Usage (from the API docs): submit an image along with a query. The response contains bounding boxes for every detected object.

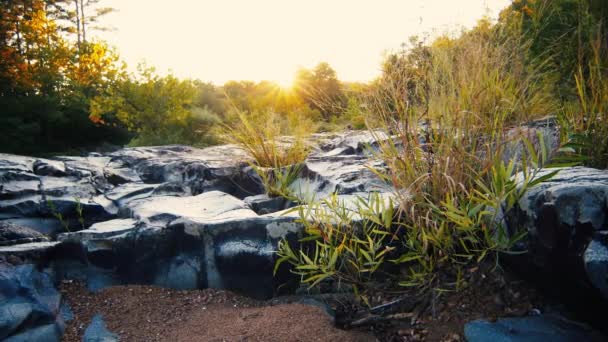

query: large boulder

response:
[0,264,66,341]
[49,191,303,298]
[506,166,608,323]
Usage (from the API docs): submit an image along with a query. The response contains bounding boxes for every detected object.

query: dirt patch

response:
[60,282,374,342]
[60,265,549,342]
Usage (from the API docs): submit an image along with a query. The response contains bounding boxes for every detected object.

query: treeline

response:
[1,0,606,156]
[0,0,362,154]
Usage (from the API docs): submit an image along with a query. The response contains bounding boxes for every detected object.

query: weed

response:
[557,29,608,169]
[275,24,559,298]
[46,197,87,232]
[46,199,70,232]
[222,110,311,168]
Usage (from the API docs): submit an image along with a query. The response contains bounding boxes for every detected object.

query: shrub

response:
[276,21,559,298]
[222,110,311,168]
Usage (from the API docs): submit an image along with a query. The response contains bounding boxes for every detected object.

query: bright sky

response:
[96,0,511,85]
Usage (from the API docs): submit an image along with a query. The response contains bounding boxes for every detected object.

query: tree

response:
[0,0,129,154]
[91,66,218,146]
[497,0,607,98]
[293,62,346,120]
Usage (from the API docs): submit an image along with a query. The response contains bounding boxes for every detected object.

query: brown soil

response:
[60,265,545,342]
[339,265,546,341]
[60,282,375,342]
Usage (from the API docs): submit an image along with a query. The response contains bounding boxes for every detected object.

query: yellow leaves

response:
[522,5,534,16]
[69,42,123,90]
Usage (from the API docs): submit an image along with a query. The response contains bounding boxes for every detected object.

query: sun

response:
[275,76,294,89]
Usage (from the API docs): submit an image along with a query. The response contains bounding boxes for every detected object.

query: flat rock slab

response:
[0,221,50,246]
[127,190,257,225]
[58,219,138,242]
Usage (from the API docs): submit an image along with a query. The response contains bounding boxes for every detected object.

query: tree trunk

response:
[79,0,86,43]
[74,0,80,50]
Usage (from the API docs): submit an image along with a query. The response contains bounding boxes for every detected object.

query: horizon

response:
[96,0,511,85]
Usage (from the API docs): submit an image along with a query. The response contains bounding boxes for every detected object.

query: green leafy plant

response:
[46,199,71,232]
[46,197,88,232]
[252,163,305,202]
[75,198,86,230]
[275,193,396,298]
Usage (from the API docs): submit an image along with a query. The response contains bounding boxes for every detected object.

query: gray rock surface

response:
[0,264,65,341]
[0,221,50,246]
[507,167,608,299]
[3,129,606,341]
[584,236,608,299]
[464,315,604,342]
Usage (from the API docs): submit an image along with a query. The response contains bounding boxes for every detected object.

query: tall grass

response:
[277,24,559,296]
[222,110,311,168]
[558,30,608,169]
[368,27,559,289]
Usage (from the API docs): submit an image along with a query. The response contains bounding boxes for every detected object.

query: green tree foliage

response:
[498,0,608,98]
[91,66,220,146]
[294,62,347,121]
[0,0,129,154]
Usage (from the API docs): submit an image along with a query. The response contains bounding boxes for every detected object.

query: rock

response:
[103,159,141,185]
[0,171,40,200]
[3,323,63,342]
[584,237,608,299]
[82,314,118,342]
[126,191,257,225]
[503,116,561,165]
[0,154,36,173]
[0,221,50,246]
[108,144,263,198]
[0,135,393,302]
[508,167,608,292]
[33,159,66,177]
[0,241,60,254]
[0,218,64,237]
[244,194,295,214]
[28,190,303,298]
[58,218,138,242]
[464,315,605,342]
[291,132,390,202]
[0,241,61,265]
[0,264,64,341]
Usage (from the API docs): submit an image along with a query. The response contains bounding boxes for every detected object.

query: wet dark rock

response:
[507,167,608,295]
[0,264,65,341]
[2,130,606,340]
[244,194,295,214]
[0,242,61,264]
[584,236,608,299]
[464,315,605,342]
[57,218,138,242]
